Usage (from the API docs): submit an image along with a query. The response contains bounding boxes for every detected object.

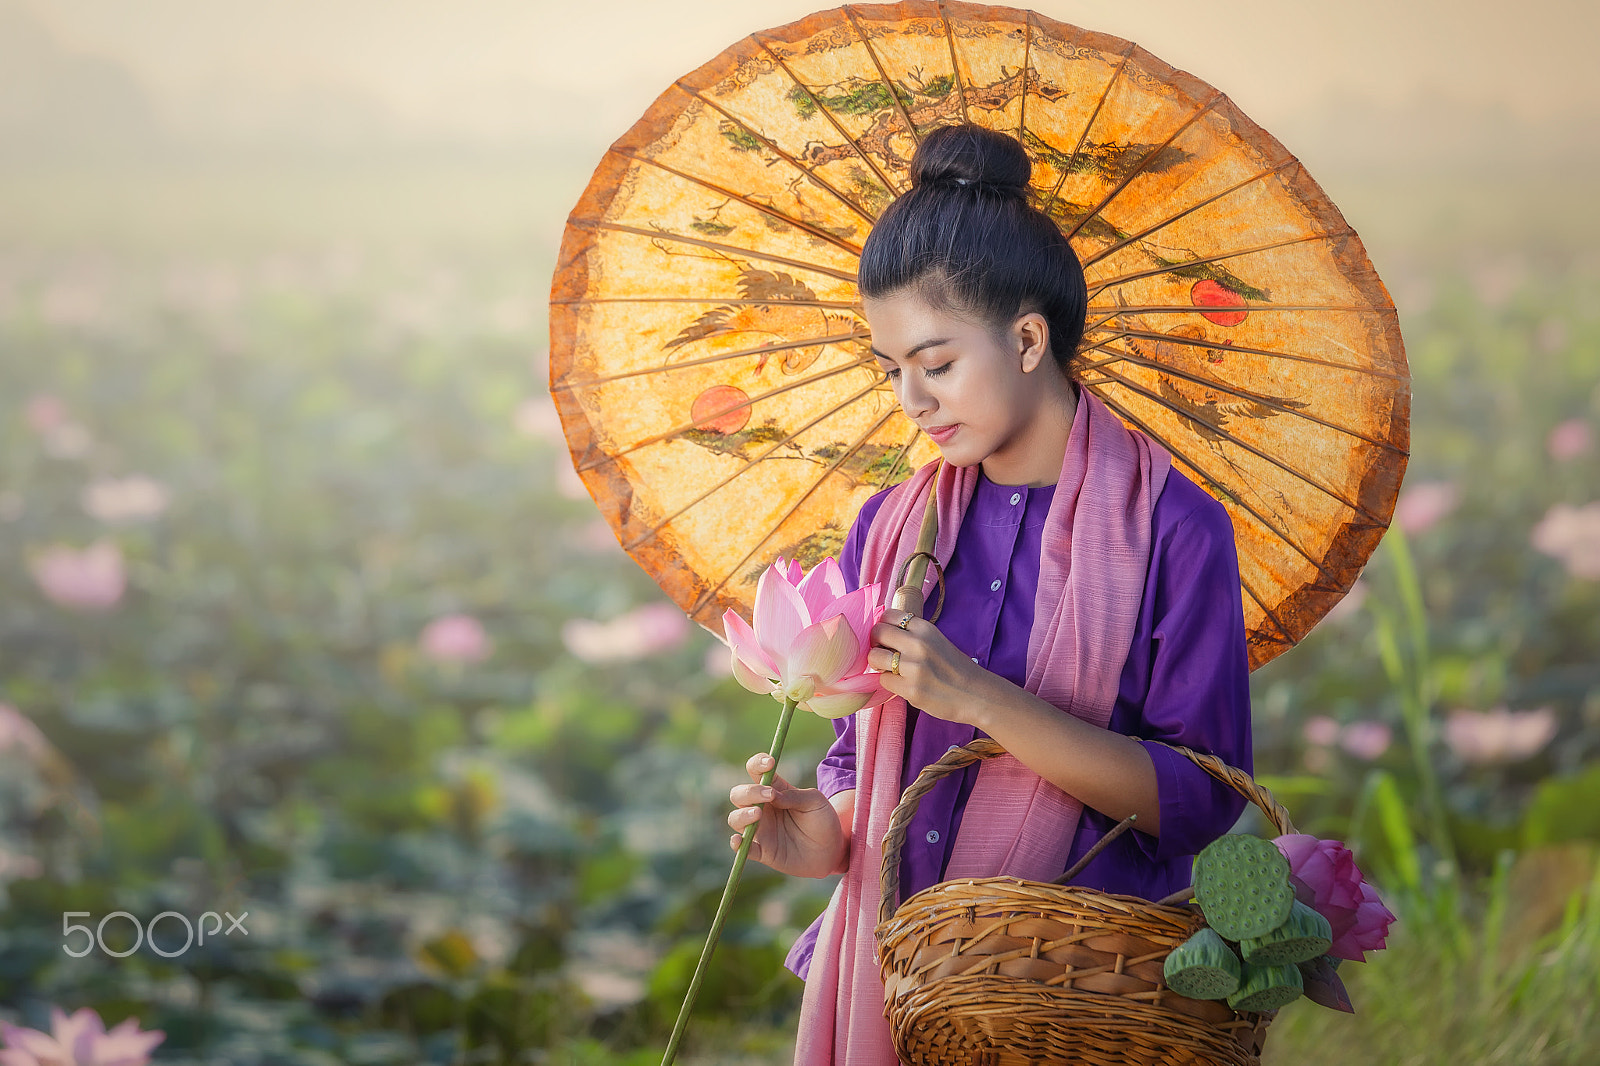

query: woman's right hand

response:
[728,753,851,879]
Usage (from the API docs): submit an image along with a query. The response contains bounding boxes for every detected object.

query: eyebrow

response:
[870,338,952,363]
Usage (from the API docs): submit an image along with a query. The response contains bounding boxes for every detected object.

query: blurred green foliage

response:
[0,203,1596,1066]
[0,244,837,1063]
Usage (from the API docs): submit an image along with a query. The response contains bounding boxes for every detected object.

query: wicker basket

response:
[874,738,1297,1066]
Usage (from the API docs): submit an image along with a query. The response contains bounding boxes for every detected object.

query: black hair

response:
[857,123,1088,377]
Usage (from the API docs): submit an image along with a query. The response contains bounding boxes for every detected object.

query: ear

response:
[1013,311,1052,374]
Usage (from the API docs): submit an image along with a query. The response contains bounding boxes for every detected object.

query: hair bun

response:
[908,124,1032,196]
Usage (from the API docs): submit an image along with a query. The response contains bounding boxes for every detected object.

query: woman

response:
[726,123,1254,1064]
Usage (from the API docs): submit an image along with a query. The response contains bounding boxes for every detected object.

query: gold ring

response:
[896,613,913,630]
[889,650,901,674]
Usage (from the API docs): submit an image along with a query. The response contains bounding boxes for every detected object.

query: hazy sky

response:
[20,0,1600,147]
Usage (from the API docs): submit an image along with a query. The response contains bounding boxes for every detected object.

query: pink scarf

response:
[793,386,1171,1065]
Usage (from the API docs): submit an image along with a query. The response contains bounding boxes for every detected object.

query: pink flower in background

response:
[1301,715,1341,747]
[0,846,42,883]
[1273,834,1396,962]
[1338,721,1393,761]
[0,1005,164,1066]
[724,555,893,719]
[80,476,171,524]
[1302,715,1390,761]
[1443,706,1558,764]
[562,602,690,663]
[1547,419,1592,462]
[24,396,67,434]
[1531,502,1600,580]
[25,396,94,459]
[28,541,125,611]
[0,704,51,762]
[419,614,493,664]
[1392,480,1459,535]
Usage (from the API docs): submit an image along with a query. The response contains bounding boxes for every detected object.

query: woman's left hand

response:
[866,612,994,726]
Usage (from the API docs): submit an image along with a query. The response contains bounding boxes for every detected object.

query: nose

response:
[896,369,937,422]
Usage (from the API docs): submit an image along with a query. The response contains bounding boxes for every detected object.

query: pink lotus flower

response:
[561,602,690,663]
[1531,502,1600,580]
[28,541,125,611]
[1338,720,1392,761]
[1273,834,1396,962]
[1392,480,1458,535]
[24,396,67,435]
[723,555,892,719]
[1443,705,1558,764]
[26,397,94,459]
[1547,419,1593,462]
[0,1005,164,1066]
[0,704,51,761]
[81,476,171,524]
[1301,715,1341,748]
[419,613,493,664]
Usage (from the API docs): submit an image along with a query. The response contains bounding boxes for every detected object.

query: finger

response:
[727,804,762,832]
[869,645,911,672]
[745,753,794,788]
[730,783,776,808]
[869,622,908,647]
[732,833,762,862]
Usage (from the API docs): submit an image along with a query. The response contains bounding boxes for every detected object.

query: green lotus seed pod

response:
[1227,960,1305,1012]
[1163,926,1242,1000]
[1240,899,1334,966]
[1192,835,1295,941]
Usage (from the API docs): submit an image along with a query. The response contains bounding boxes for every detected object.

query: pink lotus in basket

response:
[1273,833,1397,962]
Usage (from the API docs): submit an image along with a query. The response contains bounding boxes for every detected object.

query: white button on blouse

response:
[925,830,941,844]
[1010,492,1021,505]
[990,578,1003,591]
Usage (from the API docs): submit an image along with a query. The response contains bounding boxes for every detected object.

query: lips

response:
[925,424,960,443]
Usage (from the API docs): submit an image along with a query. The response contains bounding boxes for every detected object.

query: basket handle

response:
[877,738,1297,925]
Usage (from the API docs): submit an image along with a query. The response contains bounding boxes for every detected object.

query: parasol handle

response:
[889,461,945,623]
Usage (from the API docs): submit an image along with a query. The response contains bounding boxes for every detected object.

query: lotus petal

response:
[805,689,873,719]
[785,614,860,688]
[815,671,893,712]
[730,646,777,695]
[796,555,848,622]
[722,608,778,678]
[753,563,809,659]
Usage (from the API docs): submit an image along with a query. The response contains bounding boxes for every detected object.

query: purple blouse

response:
[785,464,1254,979]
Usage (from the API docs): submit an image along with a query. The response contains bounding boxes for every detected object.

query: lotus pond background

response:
[2,1,1599,1063]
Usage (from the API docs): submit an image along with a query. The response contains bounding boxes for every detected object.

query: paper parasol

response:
[549,1,1408,670]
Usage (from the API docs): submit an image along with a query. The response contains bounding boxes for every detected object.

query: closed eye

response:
[882,362,953,380]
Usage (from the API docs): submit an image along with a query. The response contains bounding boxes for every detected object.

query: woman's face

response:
[863,288,1056,472]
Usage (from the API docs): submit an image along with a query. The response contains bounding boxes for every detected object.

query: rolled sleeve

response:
[816,714,858,798]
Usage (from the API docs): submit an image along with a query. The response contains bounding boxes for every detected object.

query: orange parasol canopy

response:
[549,1,1409,670]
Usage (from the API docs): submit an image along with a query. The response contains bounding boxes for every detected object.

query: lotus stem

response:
[660,695,800,1066]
